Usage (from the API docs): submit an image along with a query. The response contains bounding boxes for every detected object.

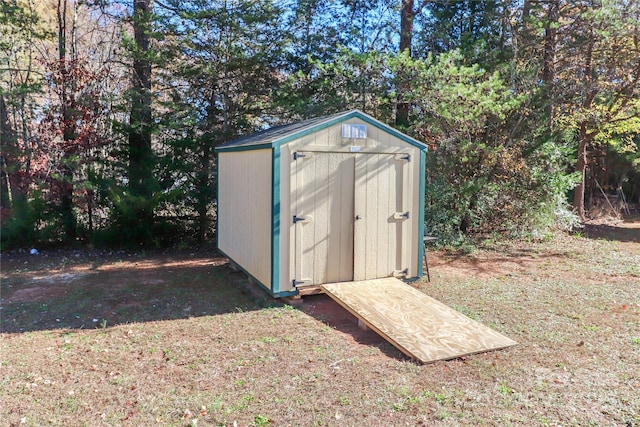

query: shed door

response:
[353,153,410,280]
[292,152,355,286]
[291,152,409,287]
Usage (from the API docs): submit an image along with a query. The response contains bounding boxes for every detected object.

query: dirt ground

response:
[1,218,639,426]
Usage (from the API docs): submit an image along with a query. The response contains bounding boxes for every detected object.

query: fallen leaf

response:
[183,408,193,419]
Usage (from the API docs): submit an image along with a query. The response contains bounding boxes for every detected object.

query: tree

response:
[0,0,48,246]
[52,0,80,241]
[396,0,415,127]
[124,0,156,243]
[0,0,41,208]
[566,1,640,219]
[415,0,517,68]
[525,0,640,219]
[0,93,14,209]
[150,0,287,243]
[276,0,395,121]
[1,0,124,247]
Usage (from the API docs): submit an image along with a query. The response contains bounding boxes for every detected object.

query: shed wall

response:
[292,117,412,152]
[218,149,272,287]
[277,118,423,293]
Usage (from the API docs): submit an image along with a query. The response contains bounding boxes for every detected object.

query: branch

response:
[608,63,640,115]
[154,0,182,14]
[606,114,640,125]
[414,0,433,16]
[0,67,45,75]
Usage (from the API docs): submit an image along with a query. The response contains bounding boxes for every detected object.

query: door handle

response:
[355,215,362,220]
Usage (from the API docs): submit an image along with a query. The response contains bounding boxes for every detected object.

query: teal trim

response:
[271,112,358,148]
[417,150,426,277]
[216,110,428,153]
[355,113,427,151]
[215,142,272,152]
[271,146,281,294]
[272,289,299,298]
[272,110,427,151]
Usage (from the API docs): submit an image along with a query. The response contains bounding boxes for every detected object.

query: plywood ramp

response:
[321,278,517,364]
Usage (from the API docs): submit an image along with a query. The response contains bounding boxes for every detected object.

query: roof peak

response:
[216,110,426,152]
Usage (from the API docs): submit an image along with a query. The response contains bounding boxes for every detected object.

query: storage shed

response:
[215,110,428,298]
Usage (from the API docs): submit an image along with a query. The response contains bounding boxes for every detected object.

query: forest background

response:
[1,0,639,249]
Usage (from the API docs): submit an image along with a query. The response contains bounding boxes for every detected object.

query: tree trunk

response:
[196,138,211,244]
[0,95,13,208]
[57,0,77,241]
[2,91,28,212]
[542,0,559,128]
[573,124,590,220]
[573,25,597,221]
[396,0,414,127]
[522,0,533,20]
[128,0,154,243]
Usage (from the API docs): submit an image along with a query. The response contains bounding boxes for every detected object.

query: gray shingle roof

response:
[217,111,351,149]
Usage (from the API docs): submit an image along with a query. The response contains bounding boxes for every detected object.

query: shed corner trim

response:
[352,110,428,151]
[271,145,282,294]
[215,142,273,153]
[418,149,426,277]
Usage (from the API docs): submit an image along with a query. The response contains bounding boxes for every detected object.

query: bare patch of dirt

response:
[1,223,639,426]
[1,250,251,332]
[301,294,405,360]
[583,215,640,243]
[429,217,640,283]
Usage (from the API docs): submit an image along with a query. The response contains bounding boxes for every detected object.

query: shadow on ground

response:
[1,250,407,361]
[582,216,640,243]
[430,249,572,279]
[0,251,279,333]
[298,294,407,361]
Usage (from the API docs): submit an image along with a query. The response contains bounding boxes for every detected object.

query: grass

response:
[1,226,639,426]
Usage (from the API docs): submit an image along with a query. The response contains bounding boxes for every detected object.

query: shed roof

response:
[216,109,427,152]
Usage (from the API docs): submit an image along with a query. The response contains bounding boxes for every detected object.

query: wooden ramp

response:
[321,278,517,364]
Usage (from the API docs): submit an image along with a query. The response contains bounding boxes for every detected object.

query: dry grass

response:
[1,220,639,426]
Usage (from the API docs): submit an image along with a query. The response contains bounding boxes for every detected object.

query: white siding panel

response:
[218,150,272,287]
[376,155,391,277]
[337,156,356,281]
[316,118,414,151]
[353,154,367,281]
[313,153,329,281]
[362,154,379,279]
[297,133,316,147]
[327,124,343,147]
[313,126,331,146]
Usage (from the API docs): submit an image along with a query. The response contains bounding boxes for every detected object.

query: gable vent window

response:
[342,123,367,139]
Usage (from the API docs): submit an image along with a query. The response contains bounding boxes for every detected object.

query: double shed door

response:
[291,151,411,287]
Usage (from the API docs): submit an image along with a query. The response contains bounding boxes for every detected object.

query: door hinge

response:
[293,152,312,160]
[292,279,311,287]
[395,153,411,162]
[393,211,410,220]
[392,268,409,277]
[293,215,311,224]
